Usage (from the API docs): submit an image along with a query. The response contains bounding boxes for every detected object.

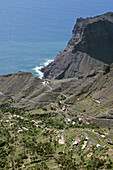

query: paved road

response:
[73,105,113,122]
[46,83,70,124]
[94,133,104,143]
[64,109,68,124]
[75,130,98,145]
[44,82,113,127]
[80,112,113,122]
[21,98,50,104]
[46,84,52,91]
[74,129,106,147]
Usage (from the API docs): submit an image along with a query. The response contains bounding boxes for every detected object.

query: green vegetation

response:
[0,103,113,169]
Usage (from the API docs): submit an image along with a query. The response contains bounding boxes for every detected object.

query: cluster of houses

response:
[72,137,88,150]
[1,112,60,136]
[56,132,102,158]
[17,127,29,133]
[4,113,28,121]
[72,138,80,146]
[1,113,30,133]
[62,105,91,127]
[82,141,87,150]
[33,120,42,127]
[1,110,112,159]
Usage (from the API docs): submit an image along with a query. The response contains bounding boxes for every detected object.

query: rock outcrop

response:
[42,12,113,79]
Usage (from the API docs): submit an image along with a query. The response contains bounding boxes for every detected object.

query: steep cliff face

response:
[42,12,113,79]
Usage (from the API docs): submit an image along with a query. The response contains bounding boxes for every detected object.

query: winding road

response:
[43,81,112,147]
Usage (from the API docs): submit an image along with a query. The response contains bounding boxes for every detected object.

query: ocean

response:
[0,0,113,78]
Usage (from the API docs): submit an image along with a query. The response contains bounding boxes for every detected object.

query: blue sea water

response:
[0,0,113,77]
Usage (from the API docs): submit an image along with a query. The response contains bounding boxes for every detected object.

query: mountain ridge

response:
[0,64,113,116]
[42,12,113,79]
[0,12,113,119]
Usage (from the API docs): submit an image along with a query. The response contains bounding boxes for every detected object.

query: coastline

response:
[32,59,54,79]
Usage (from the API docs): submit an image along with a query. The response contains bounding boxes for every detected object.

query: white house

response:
[96,144,101,148]
[72,122,76,125]
[72,141,78,145]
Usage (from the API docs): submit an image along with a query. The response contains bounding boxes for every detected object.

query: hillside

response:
[42,12,113,79]
[0,64,113,121]
[0,12,113,169]
[0,69,113,169]
[0,71,43,109]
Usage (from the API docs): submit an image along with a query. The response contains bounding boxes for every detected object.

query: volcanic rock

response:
[42,12,113,79]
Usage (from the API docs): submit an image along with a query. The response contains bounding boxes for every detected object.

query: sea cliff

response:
[42,12,113,79]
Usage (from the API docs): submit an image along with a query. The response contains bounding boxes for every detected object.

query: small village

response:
[0,100,113,169]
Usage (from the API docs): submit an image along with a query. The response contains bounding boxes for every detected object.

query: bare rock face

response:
[42,12,113,79]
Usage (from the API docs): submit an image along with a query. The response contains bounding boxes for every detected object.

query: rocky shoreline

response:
[42,12,113,79]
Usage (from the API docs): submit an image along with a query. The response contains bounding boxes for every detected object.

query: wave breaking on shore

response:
[33,59,53,79]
